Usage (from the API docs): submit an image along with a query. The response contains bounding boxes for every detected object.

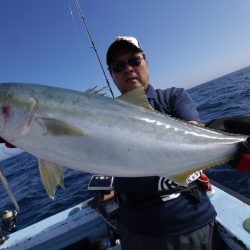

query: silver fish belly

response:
[0,83,246,180]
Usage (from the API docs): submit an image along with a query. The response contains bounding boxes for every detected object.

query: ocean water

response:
[188,66,250,200]
[0,66,250,230]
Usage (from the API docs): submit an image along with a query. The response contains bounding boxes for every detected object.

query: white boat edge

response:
[0,145,23,161]
[209,181,250,250]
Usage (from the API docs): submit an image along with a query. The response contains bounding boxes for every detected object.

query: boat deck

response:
[0,184,249,250]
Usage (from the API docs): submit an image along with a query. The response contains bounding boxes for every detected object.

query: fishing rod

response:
[0,166,20,213]
[74,0,115,98]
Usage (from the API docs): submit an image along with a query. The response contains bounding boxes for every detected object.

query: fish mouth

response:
[1,95,38,142]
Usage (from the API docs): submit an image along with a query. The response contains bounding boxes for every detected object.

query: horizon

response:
[1,1,250,97]
[187,64,250,90]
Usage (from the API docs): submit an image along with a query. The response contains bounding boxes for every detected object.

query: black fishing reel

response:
[1,210,18,232]
[0,227,7,245]
[0,209,16,245]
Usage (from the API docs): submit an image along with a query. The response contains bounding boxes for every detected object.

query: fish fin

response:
[38,159,65,199]
[116,87,155,111]
[170,166,212,186]
[59,175,65,189]
[85,85,107,96]
[0,165,20,212]
[36,118,85,137]
[169,157,233,186]
[169,172,191,186]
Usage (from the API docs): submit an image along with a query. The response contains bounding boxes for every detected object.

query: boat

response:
[0,175,249,250]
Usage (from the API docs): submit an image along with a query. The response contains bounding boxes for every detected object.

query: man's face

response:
[110,48,150,94]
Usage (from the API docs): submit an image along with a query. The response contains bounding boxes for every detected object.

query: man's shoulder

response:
[147,84,187,101]
[156,87,186,97]
[146,84,199,121]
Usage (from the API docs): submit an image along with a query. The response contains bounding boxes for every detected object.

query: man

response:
[106,36,217,250]
[0,36,249,249]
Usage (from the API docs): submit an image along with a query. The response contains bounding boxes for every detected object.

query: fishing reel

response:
[0,210,16,245]
[1,210,18,232]
[0,227,6,245]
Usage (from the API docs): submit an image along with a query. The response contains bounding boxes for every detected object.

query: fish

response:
[0,82,248,199]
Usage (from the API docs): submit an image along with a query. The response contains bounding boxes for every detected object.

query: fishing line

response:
[69,2,108,94]
[74,0,115,98]
[96,207,117,231]
[68,0,86,59]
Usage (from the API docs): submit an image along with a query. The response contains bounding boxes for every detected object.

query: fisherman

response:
[0,36,249,250]
[106,36,250,250]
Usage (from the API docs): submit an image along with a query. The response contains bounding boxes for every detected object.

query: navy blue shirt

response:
[114,84,216,236]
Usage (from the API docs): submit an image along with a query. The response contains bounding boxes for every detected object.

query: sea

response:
[0,66,250,230]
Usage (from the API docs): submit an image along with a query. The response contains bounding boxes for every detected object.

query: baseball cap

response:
[106,36,143,66]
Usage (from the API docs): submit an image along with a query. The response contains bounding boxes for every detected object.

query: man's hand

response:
[205,115,250,172]
[206,115,250,135]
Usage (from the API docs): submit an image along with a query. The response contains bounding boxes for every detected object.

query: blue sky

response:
[1,0,250,97]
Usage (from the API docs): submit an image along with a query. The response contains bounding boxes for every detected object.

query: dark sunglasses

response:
[110,55,144,73]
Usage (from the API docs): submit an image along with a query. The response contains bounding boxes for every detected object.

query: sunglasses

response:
[110,55,144,73]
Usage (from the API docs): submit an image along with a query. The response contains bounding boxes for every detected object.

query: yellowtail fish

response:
[0,83,247,199]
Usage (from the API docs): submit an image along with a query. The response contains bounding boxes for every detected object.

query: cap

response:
[106,36,143,66]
